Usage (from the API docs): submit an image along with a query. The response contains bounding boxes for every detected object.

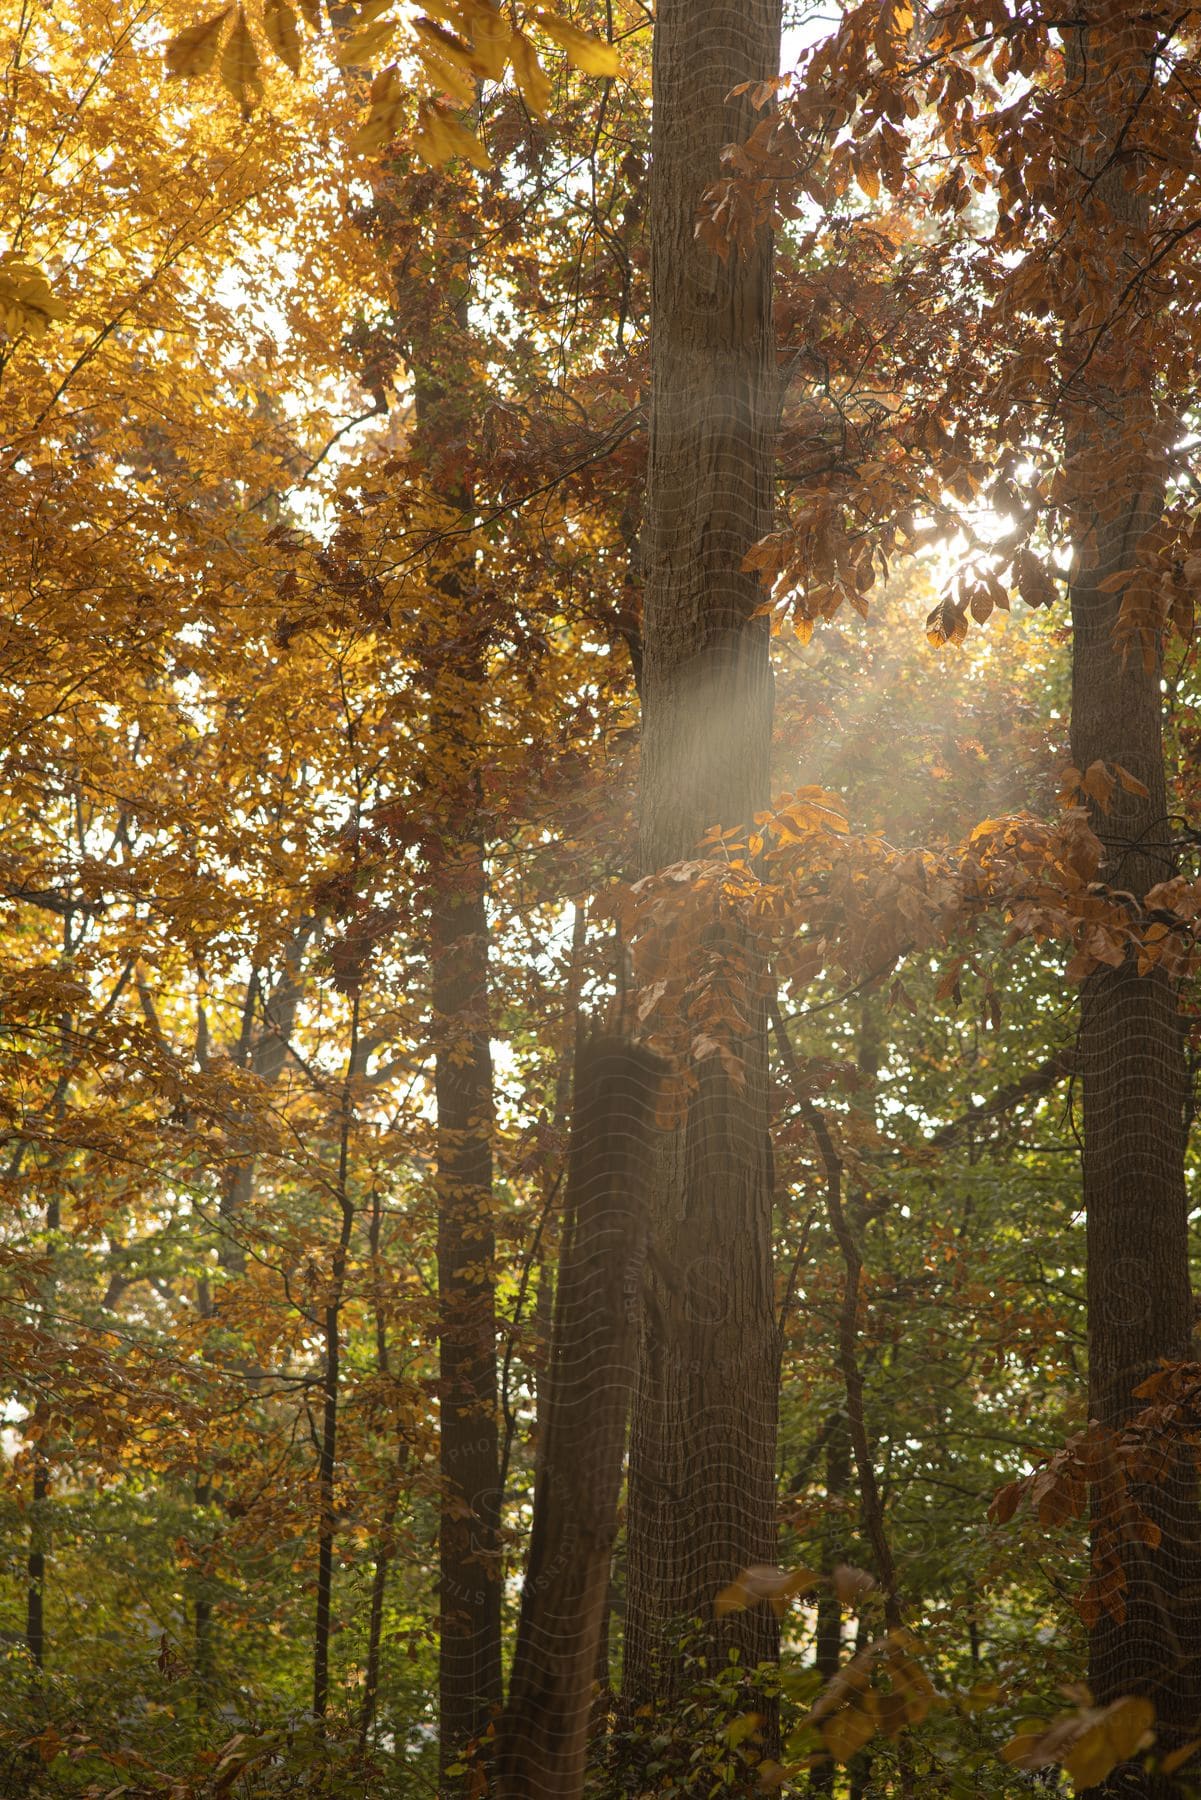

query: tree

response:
[1059,15,1201,1783]
[11,1,1201,1795]
[623,0,784,1713]
[761,1,1201,1784]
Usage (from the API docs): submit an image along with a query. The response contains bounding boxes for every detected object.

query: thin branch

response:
[771,992,902,1629]
[929,1048,1075,1147]
[497,1170,563,1506]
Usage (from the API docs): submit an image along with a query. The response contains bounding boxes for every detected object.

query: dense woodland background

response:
[3,0,1201,1795]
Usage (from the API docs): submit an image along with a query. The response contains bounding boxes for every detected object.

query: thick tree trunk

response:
[623,0,782,1712]
[1062,22,1201,1788]
[494,1041,663,1800]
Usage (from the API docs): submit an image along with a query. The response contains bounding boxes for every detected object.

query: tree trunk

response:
[360,1165,406,1751]
[810,1413,851,1796]
[494,1040,663,1800]
[1062,21,1201,1788]
[623,0,782,1712]
[431,710,503,1784]
[312,998,361,1720]
[193,936,312,1691]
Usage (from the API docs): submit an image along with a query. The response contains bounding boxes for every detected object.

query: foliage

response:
[2,0,1201,1796]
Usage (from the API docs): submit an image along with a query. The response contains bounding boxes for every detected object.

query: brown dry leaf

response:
[1080,759,1116,813]
[822,1698,878,1762]
[833,1562,876,1605]
[1112,761,1150,798]
[715,1563,820,1618]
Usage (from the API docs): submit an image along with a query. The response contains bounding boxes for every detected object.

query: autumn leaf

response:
[724,1712,762,1748]
[532,11,620,77]
[1003,1695,1154,1789]
[165,7,232,79]
[220,7,263,108]
[336,13,399,68]
[0,258,69,338]
[1015,548,1058,610]
[467,2,511,79]
[821,1699,877,1762]
[1162,1737,1201,1775]
[1063,1697,1155,1789]
[510,29,552,114]
[715,1563,819,1617]
[412,99,492,170]
[925,596,968,648]
[989,1478,1024,1524]
[1113,762,1150,798]
[414,14,470,64]
[413,17,480,101]
[262,0,302,74]
[1080,759,1116,813]
[349,63,407,153]
[832,1563,876,1606]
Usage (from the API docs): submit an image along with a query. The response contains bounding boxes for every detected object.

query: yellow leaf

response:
[422,3,511,75]
[469,2,511,79]
[1064,1697,1154,1789]
[414,34,478,106]
[412,99,492,169]
[165,7,232,79]
[349,63,407,152]
[414,14,478,76]
[262,0,301,72]
[1001,1721,1051,1767]
[532,10,620,76]
[337,16,399,66]
[220,7,262,106]
[964,1680,1004,1710]
[510,29,551,113]
[0,258,69,338]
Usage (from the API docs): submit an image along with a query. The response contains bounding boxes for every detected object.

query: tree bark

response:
[494,1040,664,1800]
[1061,20,1201,1788]
[433,799,502,1782]
[396,262,503,1785]
[623,0,783,1712]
